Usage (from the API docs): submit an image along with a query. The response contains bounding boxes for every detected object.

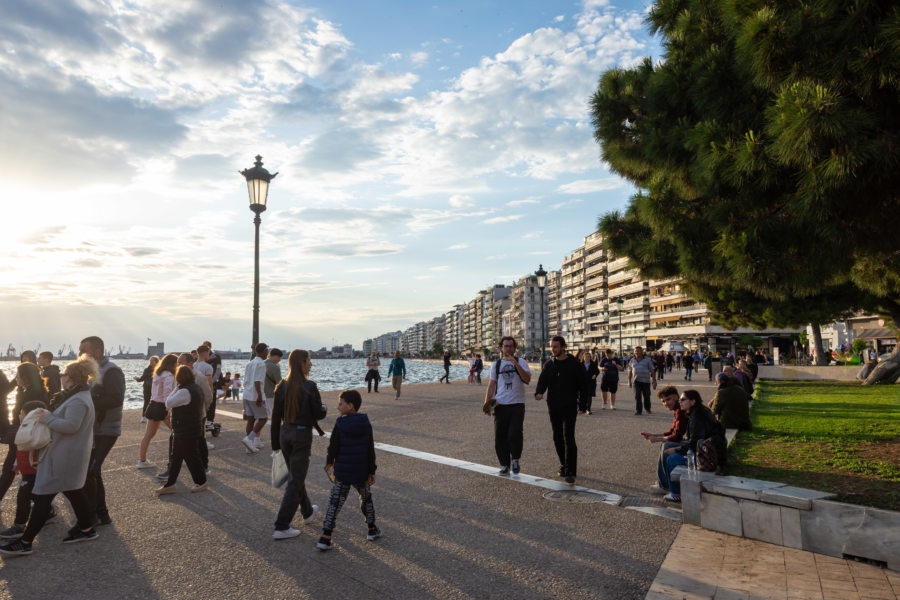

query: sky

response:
[1,0,661,355]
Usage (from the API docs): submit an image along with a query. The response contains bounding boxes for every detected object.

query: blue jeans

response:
[662,453,687,495]
[684,366,692,380]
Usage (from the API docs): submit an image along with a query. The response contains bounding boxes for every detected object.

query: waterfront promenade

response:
[0,377,895,599]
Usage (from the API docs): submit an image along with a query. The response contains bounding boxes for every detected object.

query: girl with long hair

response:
[137,353,176,469]
[155,366,208,495]
[270,349,326,539]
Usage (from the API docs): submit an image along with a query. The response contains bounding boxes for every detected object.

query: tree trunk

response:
[863,309,900,384]
[811,323,828,366]
[863,343,900,384]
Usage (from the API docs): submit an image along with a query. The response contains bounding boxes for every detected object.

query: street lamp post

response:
[617,296,624,357]
[535,264,547,364]
[240,155,277,348]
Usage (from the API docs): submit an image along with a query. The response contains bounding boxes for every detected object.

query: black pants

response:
[142,385,151,416]
[548,403,578,476]
[206,395,217,422]
[82,434,117,520]
[322,479,376,535]
[23,489,93,544]
[439,365,450,383]
[274,425,313,530]
[633,382,652,414]
[577,386,594,413]
[14,473,35,524]
[0,442,18,501]
[656,366,665,380]
[165,437,207,487]
[366,370,380,392]
[493,403,525,467]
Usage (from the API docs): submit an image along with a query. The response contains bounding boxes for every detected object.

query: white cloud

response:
[552,198,584,209]
[414,275,433,280]
[446,243,469,250]
[556,178,623,194]
[430,265,450,271]
[449,194,475,208]
[483,214,523,224]
[410,51,429,65]
[506,198,540,207]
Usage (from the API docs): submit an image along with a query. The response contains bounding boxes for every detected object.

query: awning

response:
[658,341,688,352]
[855,328,897,340]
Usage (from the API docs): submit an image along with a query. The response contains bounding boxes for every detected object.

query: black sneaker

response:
[366,527,382,541]
[498,465,510,475]
[565,474,576,484]
[0,539,32,556]
[155,470,169,480]
[46,507,58,521]
[557,466,566,477]
[316,536,332,551]
[0,525,25,539]
[62,528,99,544]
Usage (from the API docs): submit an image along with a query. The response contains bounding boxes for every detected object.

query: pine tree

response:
[591,0,900,382]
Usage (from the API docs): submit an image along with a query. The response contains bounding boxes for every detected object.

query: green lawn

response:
[728,380,900,511]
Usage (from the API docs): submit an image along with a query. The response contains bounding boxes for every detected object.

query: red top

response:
[663,409,688,442]
[15,450,37,476]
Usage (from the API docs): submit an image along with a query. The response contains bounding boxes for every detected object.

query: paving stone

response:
[781,506,803,549]
[741,499,784,545]
[759,485,836,510]
[701,494,742,537]
[801,500,900,571]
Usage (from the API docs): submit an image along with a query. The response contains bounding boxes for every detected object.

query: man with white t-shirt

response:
[241,343,269,453]
[482,336,531,476]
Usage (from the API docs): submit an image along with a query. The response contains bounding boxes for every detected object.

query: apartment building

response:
[503,274,549,359]
[482,285,512,353]
[582,231,607,348]
[559,246,586,349]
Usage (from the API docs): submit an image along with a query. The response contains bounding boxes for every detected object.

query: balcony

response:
[607,257,629,272]
[621,296,649,310]
[586,314,608,325]
[585,288,606,301]
[607,270,633,286]
[608,281,648,299]
[585,262,606,277]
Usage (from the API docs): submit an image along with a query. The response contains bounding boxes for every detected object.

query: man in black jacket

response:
[535,336,585,484]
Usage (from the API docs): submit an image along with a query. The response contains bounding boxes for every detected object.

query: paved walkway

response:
[648,525,899,600]
[0,372,895,599]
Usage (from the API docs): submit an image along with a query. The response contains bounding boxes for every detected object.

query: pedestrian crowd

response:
[0,335,760,558]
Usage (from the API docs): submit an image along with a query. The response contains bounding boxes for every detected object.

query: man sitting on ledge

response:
[640,386,686,496]
[709,372,752,431]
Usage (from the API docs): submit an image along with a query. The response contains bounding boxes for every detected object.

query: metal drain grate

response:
[619,495,671,508]
[542,490,613,503]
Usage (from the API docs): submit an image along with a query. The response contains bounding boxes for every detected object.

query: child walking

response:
[317,389,380,550]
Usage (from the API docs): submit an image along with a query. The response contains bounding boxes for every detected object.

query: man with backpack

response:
[482,337,531,476]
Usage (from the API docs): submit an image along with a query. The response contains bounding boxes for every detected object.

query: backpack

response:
[15,409,51,452]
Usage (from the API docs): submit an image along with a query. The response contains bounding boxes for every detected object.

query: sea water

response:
[2,358,475,412]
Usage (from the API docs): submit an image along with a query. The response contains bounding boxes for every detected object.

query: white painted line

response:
[216,409,679,520]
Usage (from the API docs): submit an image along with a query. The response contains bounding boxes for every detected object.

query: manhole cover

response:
[620,496,669,508]
[542,490,611,503]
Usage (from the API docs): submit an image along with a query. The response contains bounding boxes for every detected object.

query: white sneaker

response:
[272,527,301,540]
[136,460,155,469]
[241,436,258,452]
[303,505,319,525]
[610,405,616,411]
[206,441,215,450]
[253,438,264,449]
[601,404,608,410]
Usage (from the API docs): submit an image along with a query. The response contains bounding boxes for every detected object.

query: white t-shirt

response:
[242,357,266,402]
[490,358,530,405]
[194,360,214,405]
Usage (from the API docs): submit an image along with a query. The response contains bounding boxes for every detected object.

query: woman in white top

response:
[137,353,176,469]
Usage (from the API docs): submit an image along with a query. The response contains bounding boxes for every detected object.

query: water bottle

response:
[686,449,696,474]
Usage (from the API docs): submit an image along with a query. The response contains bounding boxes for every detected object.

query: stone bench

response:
[678,471,900,571]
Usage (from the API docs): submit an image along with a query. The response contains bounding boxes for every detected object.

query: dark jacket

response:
[271,379,325,451]
[710,383,752,431]
[443,355,451,368]
[678,406,727,465]
[580,360,600,395]
[171,383,204,439]
[535,354,585,409]
[92,357,125,437]
[682,354,694,369]
[42,365,62,397]
[136,365,154,394]
[327,413,377,485]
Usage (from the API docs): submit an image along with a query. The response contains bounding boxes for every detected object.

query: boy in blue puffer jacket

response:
[317,389,380,551]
